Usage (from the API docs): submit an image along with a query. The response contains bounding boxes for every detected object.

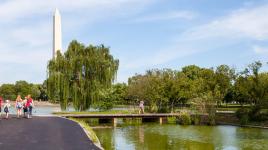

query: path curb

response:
[59,116,103,150]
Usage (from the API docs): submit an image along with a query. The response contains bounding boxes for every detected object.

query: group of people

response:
[0,95,34,119]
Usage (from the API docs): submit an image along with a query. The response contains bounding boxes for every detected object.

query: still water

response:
[7,106,61,115]
[93,123,268,150]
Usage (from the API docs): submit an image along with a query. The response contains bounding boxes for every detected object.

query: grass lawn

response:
[53,109,137,115]
[216,107,238,111]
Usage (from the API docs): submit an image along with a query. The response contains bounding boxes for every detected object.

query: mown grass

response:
[53,109,137,115]
[216,107,238,111]
[69,118,101,147]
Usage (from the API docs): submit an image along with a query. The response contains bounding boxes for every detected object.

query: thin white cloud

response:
[181,5,268,41]
[0,0,154,84]
[133,10,197,22]
[120,3,268,71]
[0,0,153,21]
[253,45,268,54]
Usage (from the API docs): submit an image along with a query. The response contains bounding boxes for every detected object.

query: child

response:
[15,95,23,118]
[23,97,28,118]
[4,100,11,119]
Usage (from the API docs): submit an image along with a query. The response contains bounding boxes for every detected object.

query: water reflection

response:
[93,123,268,150]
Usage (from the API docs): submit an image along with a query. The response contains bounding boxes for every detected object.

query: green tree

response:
[215,65,235,105]
[15,80,31,97]
[0,84,16,100]
[112,83,128,104]
[47,40,119,111]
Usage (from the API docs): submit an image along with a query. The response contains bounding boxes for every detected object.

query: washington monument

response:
[53,8,62,58]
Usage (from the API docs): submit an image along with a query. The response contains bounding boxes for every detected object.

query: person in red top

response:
[0,96,3,118]
[26,95,34,118]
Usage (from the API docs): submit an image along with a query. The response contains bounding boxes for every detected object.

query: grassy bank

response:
[68,118,102,149]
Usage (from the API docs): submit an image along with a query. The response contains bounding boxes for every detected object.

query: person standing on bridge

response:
[139,100,144,114]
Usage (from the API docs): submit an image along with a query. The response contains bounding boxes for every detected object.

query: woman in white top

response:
[139,100,144,114]
[15,95,23,118]
[3,100,11,119]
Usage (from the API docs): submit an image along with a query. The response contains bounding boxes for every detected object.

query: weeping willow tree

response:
[47,40,119,111]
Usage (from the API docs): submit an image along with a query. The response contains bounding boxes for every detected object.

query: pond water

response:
[7,106,131,115]
[93,123,268,150]
[6,106,61,115]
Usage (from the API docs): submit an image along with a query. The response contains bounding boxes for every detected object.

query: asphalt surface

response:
[0,116,100,150]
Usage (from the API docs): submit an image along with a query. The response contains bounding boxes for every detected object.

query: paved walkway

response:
[0,116,100,150]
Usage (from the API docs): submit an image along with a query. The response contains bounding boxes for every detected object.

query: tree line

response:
[46,40,268,121]
[121,61,268,123]
[125,63,267,110]
[0,80,47,100]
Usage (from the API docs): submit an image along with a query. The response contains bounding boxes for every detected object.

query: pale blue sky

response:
[0,0,268,84]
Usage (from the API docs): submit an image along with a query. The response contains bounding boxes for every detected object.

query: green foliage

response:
[125,61,267,124]
[177,111,191,125]
[236,108,250,125]
[111,83,128,104]
[127,69,175,113]
[191,115,200,125]
[0,84,16,100]
[127,65,234,113]
[0,81,42,100]
[47,40,119,111]
[94,88,115,111]
[167,117,177,123]
[240,115,249,125]
[190,93,217,125]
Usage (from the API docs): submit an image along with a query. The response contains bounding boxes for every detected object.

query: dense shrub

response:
[177,111,191,125]
[248,106,266,122]
[167,117,176,123]
[240,115,249,125]
[236,108,250,125]
[191,115,200,125]
[236,108,250,118]
[208,115,216,125]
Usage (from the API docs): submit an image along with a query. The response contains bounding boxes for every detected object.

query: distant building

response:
[53,8,62,58]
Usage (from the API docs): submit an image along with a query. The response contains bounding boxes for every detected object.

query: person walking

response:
[15,95,23,118]
[3,100,11,119]
[26,95,34,118]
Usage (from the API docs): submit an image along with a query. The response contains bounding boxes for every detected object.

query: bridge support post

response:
[159,117,163,124]
[159,117,167,124]
[113,118,117,127]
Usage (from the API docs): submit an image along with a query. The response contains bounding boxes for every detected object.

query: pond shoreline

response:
[92,121,268,150]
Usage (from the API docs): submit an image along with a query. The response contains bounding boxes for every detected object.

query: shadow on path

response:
[0,116,100,150]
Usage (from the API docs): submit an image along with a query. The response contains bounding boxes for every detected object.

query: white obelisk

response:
[53,8,62,58]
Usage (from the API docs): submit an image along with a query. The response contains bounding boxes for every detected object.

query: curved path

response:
[0,116,100,150]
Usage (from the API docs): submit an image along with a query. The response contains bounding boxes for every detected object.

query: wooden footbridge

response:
[60,113,179,125]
